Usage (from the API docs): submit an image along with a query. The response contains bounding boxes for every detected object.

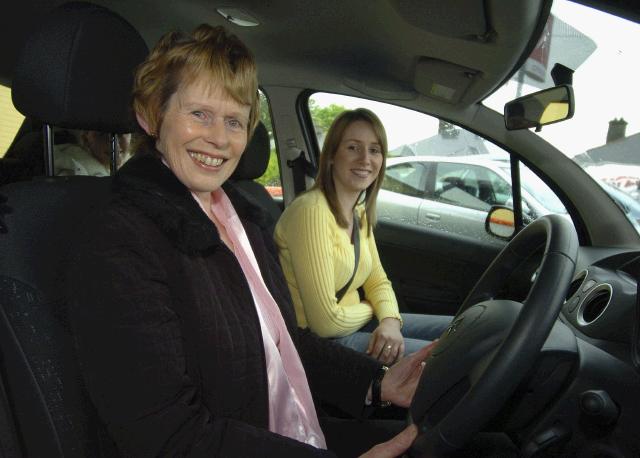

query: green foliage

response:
[255,149,281,187]
[259,91,273,138]
[256,91,278,186]
[308,99,347,134]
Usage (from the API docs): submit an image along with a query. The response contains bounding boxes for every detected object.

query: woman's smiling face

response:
[152,77,251,199]
[331,119,383,197]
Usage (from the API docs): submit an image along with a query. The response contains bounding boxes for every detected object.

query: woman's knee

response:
[400,313,452,341]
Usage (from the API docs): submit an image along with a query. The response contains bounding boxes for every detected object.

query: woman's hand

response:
[359,424,418,458]
[381,340,438,408]
[367,317,404,364]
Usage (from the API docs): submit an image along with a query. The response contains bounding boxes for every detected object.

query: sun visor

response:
[343,76,417,101]
[413,58,481,104]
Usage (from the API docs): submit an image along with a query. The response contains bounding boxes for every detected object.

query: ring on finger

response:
[385,344,392,352]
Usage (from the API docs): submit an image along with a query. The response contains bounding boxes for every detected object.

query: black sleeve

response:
[297,327,381,419]
[67,209,335,457]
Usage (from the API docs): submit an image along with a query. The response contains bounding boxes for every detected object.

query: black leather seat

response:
[230,120,283,232]
[0,2,147,456]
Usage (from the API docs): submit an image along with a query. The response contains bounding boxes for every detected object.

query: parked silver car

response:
[377,155,567,241]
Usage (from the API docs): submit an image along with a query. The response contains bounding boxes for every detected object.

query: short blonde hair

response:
[313,108,388,234]
[132,24,259,152]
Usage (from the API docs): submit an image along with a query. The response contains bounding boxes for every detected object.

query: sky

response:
[312,1,640,159]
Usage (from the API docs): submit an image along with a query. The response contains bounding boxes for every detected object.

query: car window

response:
[434,162,494,212]
[484,168,512,206]
[50,128,133,177]
[308,92,567,242]
[0,84,25,158]
[256,89,282,200]
[382,162,426,198]
[502,165,566,215]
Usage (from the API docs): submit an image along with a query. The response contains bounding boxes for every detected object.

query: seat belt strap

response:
[335,211,360,303]
[287,150,317,195]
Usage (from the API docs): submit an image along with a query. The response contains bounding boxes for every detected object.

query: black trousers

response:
[320,416,406,458]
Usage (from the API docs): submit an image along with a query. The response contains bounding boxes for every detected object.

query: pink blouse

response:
[192,188,326,449]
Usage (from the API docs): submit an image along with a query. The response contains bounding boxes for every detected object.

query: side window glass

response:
[434,163,491,212]
[485,171,512,206]
[382,163,426,198]
[52,129,133,177]
[307,92,567,242]
[255,90,282,201]
[3,84,135,180]
[0,84,25,158]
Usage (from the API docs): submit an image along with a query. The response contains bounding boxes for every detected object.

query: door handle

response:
[424,212,441,221]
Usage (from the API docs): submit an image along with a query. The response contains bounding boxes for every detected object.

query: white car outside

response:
[377,155,567,241]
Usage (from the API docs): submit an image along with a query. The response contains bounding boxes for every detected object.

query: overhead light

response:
[216,8,259,27]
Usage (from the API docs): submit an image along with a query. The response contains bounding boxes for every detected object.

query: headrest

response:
[11,1,148,133]
[232,121,271,180]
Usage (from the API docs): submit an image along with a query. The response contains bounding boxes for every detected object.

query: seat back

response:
[0,2,148,456]
[231,121,283,232]
[0,177,115,457]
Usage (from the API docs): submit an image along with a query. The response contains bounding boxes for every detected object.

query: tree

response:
[259,91,273,138]
[308,99,347,135]
[256,91,279,187]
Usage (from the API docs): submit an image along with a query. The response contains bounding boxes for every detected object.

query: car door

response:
[377,160,429,226]
[416,161,495,241]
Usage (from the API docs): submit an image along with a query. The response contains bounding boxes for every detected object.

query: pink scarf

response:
[192,188,326,449]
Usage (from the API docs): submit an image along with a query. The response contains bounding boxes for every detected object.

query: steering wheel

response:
[409,214,578,456]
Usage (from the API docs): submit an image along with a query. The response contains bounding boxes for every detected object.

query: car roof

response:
[2,0,637,110]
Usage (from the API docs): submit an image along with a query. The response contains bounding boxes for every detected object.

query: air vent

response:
[566,270,587,300]
[578,284,612,325]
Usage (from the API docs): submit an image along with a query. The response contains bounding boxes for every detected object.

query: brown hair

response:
[131,24,259,153]
[313,108,388,235]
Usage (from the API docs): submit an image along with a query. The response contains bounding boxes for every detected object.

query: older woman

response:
[68,24,432,457]
[275,109,452,365]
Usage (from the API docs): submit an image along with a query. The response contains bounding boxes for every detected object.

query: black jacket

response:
[68,153,381,457]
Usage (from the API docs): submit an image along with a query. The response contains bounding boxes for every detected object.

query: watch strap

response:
[372,365,391,408]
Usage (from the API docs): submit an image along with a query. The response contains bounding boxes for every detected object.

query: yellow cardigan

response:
[274,189,401,338]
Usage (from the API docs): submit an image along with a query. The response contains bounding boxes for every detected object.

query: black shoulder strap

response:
[335,211,360,303]
[287,150,317,195]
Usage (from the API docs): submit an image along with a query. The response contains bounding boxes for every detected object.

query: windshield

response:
[484,0,640,233]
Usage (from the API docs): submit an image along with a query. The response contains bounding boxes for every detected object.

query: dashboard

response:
[562,250,639,343]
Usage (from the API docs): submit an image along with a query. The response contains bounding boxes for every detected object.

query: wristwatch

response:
[372,365,392,408]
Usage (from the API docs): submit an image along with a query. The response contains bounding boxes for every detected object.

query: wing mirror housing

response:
[504,85,574,131]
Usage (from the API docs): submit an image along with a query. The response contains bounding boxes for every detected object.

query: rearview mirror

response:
[504,85,574,131]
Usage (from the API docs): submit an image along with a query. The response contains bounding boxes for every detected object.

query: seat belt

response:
[335,211,360,303]
[287,150,317,195]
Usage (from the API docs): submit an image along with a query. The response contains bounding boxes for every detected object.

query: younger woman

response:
[275,108,452,365]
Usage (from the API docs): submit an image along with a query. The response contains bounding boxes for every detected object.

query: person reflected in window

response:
[68,25,436,458]
[54,129,131,176]
[275,108,452,365]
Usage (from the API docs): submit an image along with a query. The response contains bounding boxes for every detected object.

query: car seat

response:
[0,2,148,457]
[230,120,283,232]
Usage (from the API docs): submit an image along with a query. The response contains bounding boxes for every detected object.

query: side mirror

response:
[504,85,574,131]
[485,206,515,239]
